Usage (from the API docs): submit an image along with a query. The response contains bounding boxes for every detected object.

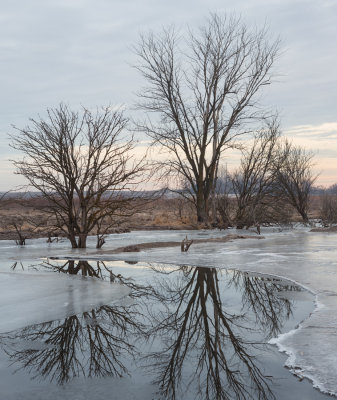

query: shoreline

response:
[1,221,335,243]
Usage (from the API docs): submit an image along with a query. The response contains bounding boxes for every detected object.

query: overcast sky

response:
[1,0,337,190]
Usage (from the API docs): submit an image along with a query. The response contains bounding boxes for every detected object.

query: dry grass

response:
[0,194,329,241]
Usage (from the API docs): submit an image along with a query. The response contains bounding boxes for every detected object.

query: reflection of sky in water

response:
[0,260,329,400]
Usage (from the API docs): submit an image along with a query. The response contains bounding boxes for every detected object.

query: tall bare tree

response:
[135,14,280,224]
[11,104,145,248]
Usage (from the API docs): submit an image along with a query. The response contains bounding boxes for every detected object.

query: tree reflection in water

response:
[3,305,143,384]
[2,260,151,384]
[2,260,303,400]
[42,259,156,298]
[229,270,297,339]
[146,265,299,400]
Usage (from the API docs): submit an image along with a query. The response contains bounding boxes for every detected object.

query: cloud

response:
[0,0,336,188]
[285,122,337,139]
[283,122,337,186]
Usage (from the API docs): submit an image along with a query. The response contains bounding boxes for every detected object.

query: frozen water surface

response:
[0,272,130,333]
[0,227,336,398]
[0,260,328,399]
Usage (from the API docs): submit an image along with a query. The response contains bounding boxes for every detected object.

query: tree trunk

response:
[235,206,246,229]
[196,193,209,224]
[96,235,105,249]
[78,233,87,249]
[299,209,309,223]
[68,232,78,249]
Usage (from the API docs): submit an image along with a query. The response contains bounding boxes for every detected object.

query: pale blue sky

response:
[1,0,337,189]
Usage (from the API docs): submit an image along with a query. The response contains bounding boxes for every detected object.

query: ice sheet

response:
[0,272,130,333]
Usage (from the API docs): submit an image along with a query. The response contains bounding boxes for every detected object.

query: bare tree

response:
[10,104,146,248]
[10,217,27,245]
[231,119,286,229]
[135,13,280,224]
[274,141,317,223]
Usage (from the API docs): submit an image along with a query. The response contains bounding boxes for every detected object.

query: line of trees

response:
[7,13,321,247]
